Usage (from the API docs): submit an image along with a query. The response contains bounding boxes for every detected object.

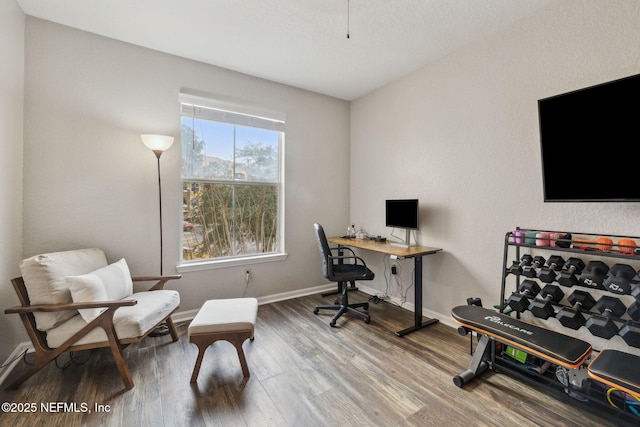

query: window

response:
[180,102,284,266]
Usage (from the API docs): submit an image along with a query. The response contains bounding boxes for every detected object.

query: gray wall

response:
[21,18,350,315]
[0,0,25,363]
[350,0,640,331]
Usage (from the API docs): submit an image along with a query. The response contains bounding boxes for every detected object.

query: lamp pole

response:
[141,134,174,276]
[154,149,164,275]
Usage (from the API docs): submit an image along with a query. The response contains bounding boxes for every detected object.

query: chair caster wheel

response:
[313,308,319,315]
[364,316,371,324]
[330,321,336,327]
[364,303,369,310]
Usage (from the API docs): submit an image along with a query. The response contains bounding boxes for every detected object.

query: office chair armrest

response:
[328,254,368,266]
[328,246,357,257]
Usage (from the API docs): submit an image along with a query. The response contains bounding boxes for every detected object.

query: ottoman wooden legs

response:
[188,298,258,383]
[189,330,254,382]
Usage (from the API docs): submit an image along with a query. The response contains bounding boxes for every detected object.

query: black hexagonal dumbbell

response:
[578,260,610,290]
[555,290,596,330]
[522,256,545,278]
[537,255,565,283]
[602,263,636,295]
[507,254,533,276]
[556,257,586,287]
[506,280,541,313]
[628,287,640,321]
[585,296,626,339]
[528,285,565,319]
[620,320,640,349]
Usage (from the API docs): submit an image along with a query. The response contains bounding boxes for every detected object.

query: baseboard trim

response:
[161,283,338,325]
[0,342,33,387]
[2,282,456,385]
[356,283,457,330]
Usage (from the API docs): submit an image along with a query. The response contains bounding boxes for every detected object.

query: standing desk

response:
[327,236,442,337]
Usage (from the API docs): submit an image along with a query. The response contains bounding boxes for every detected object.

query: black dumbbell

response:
[538,255,565,283]
[556,257,586,287]
[466,297,483,307]
[603,263,636,295]
[506,280,541,313]
[522,256,545,278]
[585,296,626,339]
[620,320,640,348]
[507,254,533,276]
[578,261,609,290]
[555,290,596,330]
[628,287,640,320]
[528,285,565,319]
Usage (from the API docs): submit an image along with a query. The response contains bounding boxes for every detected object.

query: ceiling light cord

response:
[347,0,350,39]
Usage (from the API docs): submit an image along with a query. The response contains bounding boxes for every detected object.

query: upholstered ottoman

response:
[188,298,258,383]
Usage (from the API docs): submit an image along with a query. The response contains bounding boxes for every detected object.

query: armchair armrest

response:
[132,275,182,291]
[5,299,137,314]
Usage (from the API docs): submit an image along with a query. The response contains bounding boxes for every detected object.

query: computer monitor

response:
[385,199,419,246]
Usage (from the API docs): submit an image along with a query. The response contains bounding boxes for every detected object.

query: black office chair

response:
[312,223,375,327]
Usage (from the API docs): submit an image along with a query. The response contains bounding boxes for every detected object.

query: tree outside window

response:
[181,105,283,262]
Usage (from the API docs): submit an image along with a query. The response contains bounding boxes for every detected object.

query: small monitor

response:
[385,199,419,230]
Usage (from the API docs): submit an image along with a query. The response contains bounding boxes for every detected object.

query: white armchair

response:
[4,248,180,391]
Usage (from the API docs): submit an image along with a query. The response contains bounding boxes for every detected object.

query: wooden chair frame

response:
[4,275,181,391]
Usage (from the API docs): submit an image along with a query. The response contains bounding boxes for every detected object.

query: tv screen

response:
[538,73,640,202]
[385,199,419,229]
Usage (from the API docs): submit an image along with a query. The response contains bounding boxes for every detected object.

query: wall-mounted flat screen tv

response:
[538,73,640,202]
[385,199,419,229]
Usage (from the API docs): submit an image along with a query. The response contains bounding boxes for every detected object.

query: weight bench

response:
[451,305,592,387]
[588,349,640,399]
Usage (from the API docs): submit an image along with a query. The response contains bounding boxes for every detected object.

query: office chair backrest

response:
[313,223,332,279]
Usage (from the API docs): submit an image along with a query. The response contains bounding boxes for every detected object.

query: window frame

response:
[177,94,287,272]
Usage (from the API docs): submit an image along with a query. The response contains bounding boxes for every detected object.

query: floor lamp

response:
[141,134,174,275]
[141,134,174,337]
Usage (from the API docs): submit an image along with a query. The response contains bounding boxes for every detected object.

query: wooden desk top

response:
[328,236,442,258]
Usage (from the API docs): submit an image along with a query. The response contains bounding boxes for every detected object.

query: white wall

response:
[0,0,26,362]
[23,18,350,313]
[350,0,640,321]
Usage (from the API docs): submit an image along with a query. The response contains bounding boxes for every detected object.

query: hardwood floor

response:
[0,292,627,426]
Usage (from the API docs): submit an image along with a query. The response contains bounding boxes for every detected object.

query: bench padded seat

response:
[588,349,640,399]
[188,298,258,336]
[451,305,592,369]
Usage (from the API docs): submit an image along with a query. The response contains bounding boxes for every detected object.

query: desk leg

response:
[395,255,439,337]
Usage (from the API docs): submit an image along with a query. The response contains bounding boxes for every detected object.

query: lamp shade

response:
[141,134,174,152]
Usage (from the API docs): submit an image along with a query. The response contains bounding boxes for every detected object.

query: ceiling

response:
[16,0,556,101]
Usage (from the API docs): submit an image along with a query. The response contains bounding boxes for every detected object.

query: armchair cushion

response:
[66,258,134,323]
[45,289,180,348]
[20,248,108,331]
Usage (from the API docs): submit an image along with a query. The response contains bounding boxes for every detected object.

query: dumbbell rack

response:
[496,228,640,424]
